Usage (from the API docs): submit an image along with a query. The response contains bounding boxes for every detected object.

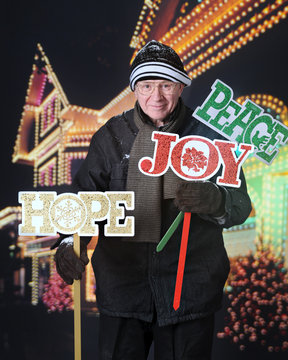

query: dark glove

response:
[174,181,225,217]
[51,233,71,250]
[55,236,89,285]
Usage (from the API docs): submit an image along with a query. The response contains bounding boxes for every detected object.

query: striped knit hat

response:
[129,40,192,91]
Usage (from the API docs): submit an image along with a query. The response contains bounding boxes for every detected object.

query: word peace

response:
[139,132,254,187]
[18,191,134,236]
[193,79,288,164]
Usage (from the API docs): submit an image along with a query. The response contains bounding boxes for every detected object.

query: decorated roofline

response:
[12,44,135,168]
[129,0,288,81]
[36,43,69,107]
[0,206,22,229]
[12,44,71,165]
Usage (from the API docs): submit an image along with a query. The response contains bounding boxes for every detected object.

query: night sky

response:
[2,0,142,208]
[2,0,288,209]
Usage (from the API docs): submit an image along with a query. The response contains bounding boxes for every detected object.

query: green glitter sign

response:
[193,79,288,165]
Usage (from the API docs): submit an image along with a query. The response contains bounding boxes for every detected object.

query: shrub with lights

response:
[42,268,73,312]
[217,243,288,352]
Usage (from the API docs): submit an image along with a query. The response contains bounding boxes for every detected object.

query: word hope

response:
[18,191,134,236]
[139,132,254,187]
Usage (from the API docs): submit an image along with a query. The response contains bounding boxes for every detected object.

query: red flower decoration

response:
[182,147,208,172]
[42,268,73,313]
[217,243,288,352]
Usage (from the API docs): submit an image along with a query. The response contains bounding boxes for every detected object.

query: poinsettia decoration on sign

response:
[182,147,208,172]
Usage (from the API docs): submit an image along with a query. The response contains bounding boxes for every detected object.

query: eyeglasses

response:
[135,81,180,95]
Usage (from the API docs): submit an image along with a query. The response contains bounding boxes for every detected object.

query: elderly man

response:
[55,40,251,359]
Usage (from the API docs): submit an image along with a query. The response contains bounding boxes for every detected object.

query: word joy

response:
[193,79,288,164]
[18,191,135,236]
[139,132,254,187]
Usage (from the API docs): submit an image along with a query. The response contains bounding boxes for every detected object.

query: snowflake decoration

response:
[182,147,208,172]
[50,194,86,233]
[54,199,82,228]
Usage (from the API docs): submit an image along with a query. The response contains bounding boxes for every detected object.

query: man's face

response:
[134,79,184,125]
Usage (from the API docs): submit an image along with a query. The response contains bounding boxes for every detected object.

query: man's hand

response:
[55,236,89,285]
[174,181,225,217]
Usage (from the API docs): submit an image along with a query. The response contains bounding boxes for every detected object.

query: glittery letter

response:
[19,192,56,235]
[139,132,177,176]
[171,136,220,180]
[215,141,254,187]
[253,121,288,165]
[78,192,110,236]
[50,193,87,234]
[194,79,233,122]
[222,100,262,142]
[105,192,135,236]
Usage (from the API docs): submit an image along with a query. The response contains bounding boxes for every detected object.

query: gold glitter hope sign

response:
[18,191,135,236]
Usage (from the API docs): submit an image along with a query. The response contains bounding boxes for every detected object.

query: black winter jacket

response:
[73,105,252,326]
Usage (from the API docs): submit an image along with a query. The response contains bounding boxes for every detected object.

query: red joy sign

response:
[139,131,254,187]
[139,131,254,310]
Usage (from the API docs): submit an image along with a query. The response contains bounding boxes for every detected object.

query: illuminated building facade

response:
[1,0,287,307]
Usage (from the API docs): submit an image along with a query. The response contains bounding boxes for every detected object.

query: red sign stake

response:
[173,212,191,311]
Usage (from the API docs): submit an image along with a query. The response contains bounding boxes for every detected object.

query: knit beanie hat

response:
[129,40,192,91]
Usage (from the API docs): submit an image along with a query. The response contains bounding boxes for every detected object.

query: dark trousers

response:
[97,313,215,360]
